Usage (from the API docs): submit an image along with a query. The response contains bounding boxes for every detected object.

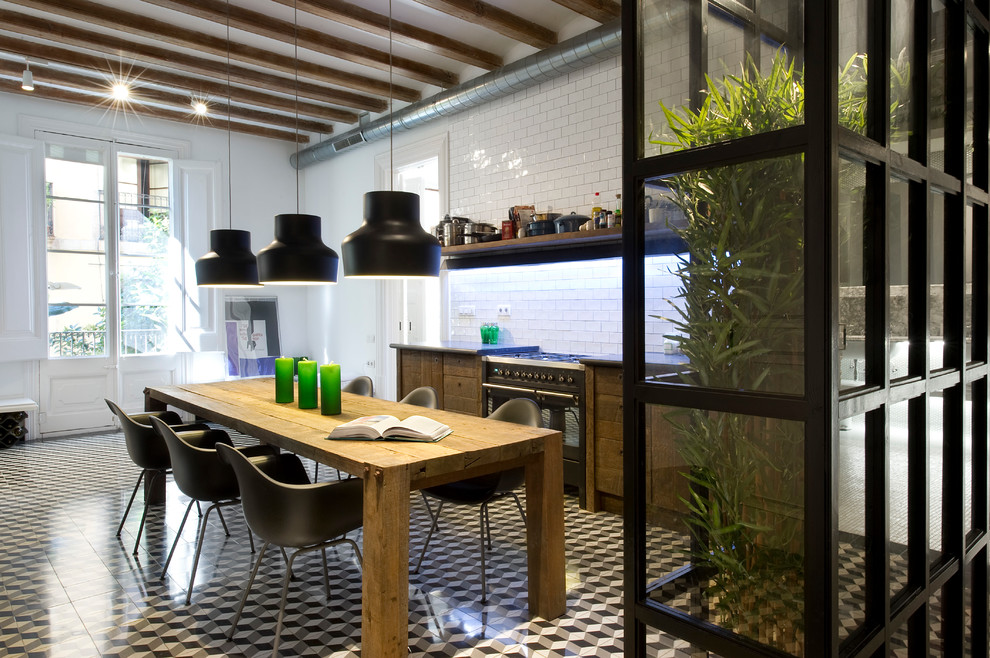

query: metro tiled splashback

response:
[447,255,684,356]
[448,57,623,224]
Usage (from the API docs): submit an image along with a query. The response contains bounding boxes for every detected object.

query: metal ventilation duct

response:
[291,20,621,169]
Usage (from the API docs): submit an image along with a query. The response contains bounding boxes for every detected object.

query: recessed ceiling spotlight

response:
[111,83,130,101]
[192,100,208,115]
[21,62,33,91]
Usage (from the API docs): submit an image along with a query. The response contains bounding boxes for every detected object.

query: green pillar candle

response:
[320,363,341,415]
[275,357,294,403]
[297,360,318,409]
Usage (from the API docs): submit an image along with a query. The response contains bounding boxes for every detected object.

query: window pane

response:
[117,155,170,355]
[640,0,805,157]
[48,304,106,358]
[890,0,916,156]
[646,404,805,654]
[965,205,974,362]
[930,390,946,561]
[839,0,869,135]
[929,0,948,172]
[964,381,974,541]
[965,24,975,184]
[838,412,867,644]
[930,191,945,370]
[890,177,911,379]
[839,159,868,390]
[47,198,105,253]
[645,155,805,395]
[890,401,910,604]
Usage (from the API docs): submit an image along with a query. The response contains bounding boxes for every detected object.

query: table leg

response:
[525,433,566,619]
[361,464,410,657]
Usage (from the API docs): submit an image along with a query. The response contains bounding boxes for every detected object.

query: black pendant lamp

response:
[257,214,338,284]
[195,0,260,288]
[341,0,440,279]
[342,191,440,278]
[256,0,339,285]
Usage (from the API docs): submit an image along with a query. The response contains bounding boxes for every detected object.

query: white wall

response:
[0,90,312,406]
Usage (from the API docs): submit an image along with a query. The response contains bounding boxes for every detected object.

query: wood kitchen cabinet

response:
[395,348,483,416]
[585,364,687,527]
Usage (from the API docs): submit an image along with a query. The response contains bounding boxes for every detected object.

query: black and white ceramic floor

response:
[0,429,698,657]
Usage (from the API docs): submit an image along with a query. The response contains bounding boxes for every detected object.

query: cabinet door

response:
[397,350,443,402]
[442,353,482,416]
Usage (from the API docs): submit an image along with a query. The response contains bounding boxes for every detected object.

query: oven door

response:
[482,382,585,503]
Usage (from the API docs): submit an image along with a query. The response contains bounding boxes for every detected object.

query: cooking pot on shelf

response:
[532,212,561,222]
[555,213,589,233]
[527,220,556,236]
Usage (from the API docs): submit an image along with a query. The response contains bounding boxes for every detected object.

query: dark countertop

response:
[579,352,690,372]
[389,341,541,356]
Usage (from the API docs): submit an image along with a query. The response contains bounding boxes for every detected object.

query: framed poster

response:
[224,297,281,377]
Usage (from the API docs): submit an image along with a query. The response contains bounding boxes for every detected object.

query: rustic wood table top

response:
[145,377,566,657]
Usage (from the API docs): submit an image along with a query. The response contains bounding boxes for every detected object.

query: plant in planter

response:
[649,51,806,653]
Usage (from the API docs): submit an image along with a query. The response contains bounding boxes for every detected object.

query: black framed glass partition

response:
[622,1,989,656]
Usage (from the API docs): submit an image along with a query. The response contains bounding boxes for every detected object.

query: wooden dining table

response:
[144,377,566,657]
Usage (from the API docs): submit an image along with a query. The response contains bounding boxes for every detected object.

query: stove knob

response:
[526,372,534,379]
[567,376,574,384]
[540,374,546,381]
[558,375,565,383]
[513,371,520,378]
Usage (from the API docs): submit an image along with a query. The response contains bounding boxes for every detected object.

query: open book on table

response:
[327,415,452,442]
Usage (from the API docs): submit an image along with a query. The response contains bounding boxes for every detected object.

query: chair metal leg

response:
[420,491,436,521]
[117,470,145,537]
[227,541,270,640]
[273,549,300,657]
[160,499,196,580]
[479,504,488,603]
[313,461,319,481]
[321,547,330,601]
[413,499,445,574]
[184,501,221,605]
[216,506,230,537]
[483,502,493,550]
[510,492,527,523]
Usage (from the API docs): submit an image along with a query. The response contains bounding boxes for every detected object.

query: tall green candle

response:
[320,363,341,415]
[275,357,294,403]
[297,360,318,409]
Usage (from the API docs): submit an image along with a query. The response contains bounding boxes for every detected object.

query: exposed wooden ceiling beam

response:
[141,0,458,88]
[0,8,388,113]
[1,79,308,143]
[549,0,619,23]
[411,0,557,50]
[274,0,503,71]
[0,34,357,124]
[0,59,333,134]
[5,0,421,102]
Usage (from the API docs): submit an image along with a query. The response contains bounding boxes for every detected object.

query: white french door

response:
[38,133,185,435]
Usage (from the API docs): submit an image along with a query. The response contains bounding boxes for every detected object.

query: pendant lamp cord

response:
[294,0,300,213]
[226,0,232,230]
[389,0,393,191]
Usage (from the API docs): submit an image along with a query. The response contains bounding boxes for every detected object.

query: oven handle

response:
[483,382,580,404]
[482,382,535,395]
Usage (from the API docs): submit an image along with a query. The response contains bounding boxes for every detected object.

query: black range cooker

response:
[482,351,586,505]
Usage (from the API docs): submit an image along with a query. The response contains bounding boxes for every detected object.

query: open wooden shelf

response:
[440,225,684,269]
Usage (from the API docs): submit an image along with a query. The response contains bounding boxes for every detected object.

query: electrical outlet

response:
[366,334,376,343]
[458,305,476,316]
[497,304,511,316]
[365,360,375,368]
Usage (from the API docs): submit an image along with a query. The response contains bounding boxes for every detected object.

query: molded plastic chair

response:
[341,376,374,397]
[104,399,210,555]
[398,385,439,409]
[217,442,364,658]
[413,398,542,601]
[149,416,282,605]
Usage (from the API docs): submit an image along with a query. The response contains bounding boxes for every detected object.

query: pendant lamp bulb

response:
[194,0,261,287]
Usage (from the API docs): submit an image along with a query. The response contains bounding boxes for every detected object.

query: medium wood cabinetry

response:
[396,348,483,416]
[585,364,686,525]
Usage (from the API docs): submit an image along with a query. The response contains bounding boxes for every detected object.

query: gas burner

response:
[488,351,587,364]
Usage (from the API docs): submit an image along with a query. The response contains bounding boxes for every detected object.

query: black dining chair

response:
[217,442,364,658]
[149,416,291,605]
[105,398,211,555]
[413,397,542,602]
[342,375,374,397]
[398,385,439,409]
